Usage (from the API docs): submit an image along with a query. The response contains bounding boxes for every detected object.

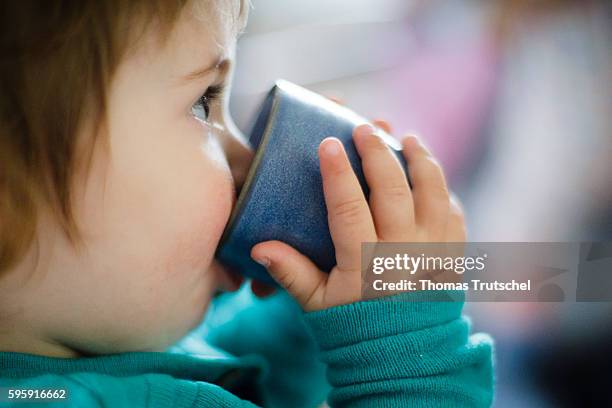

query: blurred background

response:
[228,0,612,406]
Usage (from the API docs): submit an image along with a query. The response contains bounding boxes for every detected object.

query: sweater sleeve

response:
[205,288,330,407]
[302,291,494,408]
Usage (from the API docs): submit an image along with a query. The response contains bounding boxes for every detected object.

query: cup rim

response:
[218,82,283,247]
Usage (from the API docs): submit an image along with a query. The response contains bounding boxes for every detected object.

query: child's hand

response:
[251,122,466,312]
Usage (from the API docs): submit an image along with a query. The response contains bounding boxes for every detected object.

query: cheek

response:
[81,116,235,292]
[160,133,235,278]
[111,134,235,345]
[165,165,233,276]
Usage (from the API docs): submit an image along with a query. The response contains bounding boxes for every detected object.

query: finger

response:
[352,124,414,241]
[401,135,450,240]
[250,279,277,298]
[319,137,377,272]
[212,261,244,292]
[251,241,327,311]
[446,194,467,242]
[372,119,393,134]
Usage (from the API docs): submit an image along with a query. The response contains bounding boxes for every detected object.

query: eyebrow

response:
[183,56,230,82]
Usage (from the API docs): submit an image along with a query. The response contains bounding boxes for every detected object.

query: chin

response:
[182,282,215,333]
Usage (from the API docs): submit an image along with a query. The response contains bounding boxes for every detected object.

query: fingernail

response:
[401,134,420,147]
[322,138,342,156]
[253,256,270,268]
[356,124,375,138]
[407,133,423,144]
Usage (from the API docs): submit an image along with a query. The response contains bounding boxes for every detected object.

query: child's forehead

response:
[191,0,248,38]
[152,0,247,78]
[179,0,248,56]
[119,1,248,85]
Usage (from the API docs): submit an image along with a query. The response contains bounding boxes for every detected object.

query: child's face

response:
[3,2,251,356]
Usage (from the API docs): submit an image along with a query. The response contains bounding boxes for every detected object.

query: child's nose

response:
[221,129,254,194]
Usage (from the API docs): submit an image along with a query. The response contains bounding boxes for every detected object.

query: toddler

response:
[0,1,493,406]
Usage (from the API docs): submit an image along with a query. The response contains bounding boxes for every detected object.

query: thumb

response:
[251,240,328,311]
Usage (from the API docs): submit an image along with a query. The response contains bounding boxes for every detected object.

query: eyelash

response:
[193,83,225,120]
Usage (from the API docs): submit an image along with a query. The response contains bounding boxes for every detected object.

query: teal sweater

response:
[0,288,493,407]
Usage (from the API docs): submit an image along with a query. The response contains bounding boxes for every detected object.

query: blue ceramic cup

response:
[216,80,409,284]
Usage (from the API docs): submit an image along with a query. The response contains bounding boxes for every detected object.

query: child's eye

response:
[191,83,225,122]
